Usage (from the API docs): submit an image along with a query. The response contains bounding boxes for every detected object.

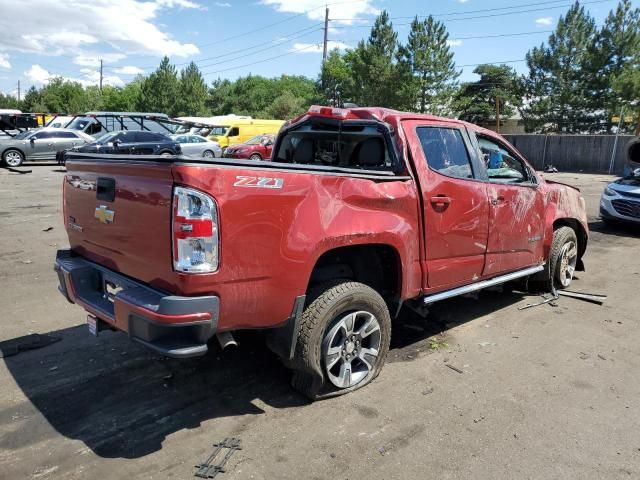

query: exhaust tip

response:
[217,331,238,350]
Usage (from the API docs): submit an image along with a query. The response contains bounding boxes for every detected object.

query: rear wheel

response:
[291,282,391,400]
[159,151,173,158]
[3,149,24,167]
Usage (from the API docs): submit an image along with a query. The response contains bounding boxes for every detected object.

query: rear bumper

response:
[54,249,219,358]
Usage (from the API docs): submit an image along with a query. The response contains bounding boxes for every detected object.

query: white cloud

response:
[0,53,10,69]
[113,65,145,75]
[24,63,124,87]
[0,0,200,58]
[447,39,463,47]
[261,0,378,24]
[457,0,469,3]
[290,41,349,54]
[215,2,231,6]
[535,17,553,26]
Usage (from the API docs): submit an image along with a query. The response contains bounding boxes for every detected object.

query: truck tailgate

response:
[64,158,175,292]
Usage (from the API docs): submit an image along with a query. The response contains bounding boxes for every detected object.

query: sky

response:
[0,0,635,100]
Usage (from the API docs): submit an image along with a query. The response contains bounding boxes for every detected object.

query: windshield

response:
[245,135,264,145]
[95,132,120,144]
[66,117,94,131]
[209,126,228,136]
[13,131,33,140]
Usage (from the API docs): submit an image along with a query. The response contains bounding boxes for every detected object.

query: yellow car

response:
[206,119,284,149]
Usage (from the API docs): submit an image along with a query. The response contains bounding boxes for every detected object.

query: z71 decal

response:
[233,176,284,189]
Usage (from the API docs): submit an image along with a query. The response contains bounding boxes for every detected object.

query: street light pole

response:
[608,105,624,175]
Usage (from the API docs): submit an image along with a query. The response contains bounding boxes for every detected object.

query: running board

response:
[423,265,544,305]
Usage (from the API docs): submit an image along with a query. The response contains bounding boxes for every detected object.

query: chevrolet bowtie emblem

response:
[94,205,115,224]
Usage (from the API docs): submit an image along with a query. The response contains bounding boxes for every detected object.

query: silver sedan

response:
[170,134,222,159]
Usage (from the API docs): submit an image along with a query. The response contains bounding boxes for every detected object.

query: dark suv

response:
[74,131,181,156]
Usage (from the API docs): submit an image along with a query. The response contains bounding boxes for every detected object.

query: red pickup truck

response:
[55,106,588,399]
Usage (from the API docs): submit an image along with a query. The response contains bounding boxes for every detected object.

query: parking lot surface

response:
[0,165,639,479]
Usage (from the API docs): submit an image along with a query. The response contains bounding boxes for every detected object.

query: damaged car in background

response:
[54,106,589,400]
[600,137,640,225]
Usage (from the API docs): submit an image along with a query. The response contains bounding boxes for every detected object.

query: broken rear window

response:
[274,120,395,171]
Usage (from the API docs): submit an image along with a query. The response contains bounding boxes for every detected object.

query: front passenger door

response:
[403,120,490,291]
[474,134,546,276]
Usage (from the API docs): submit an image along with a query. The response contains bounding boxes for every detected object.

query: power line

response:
[200,43,322,76]
[331,0,615,28]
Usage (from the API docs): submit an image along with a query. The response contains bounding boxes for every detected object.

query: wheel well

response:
[553,218,587,258]
[2,147,24,158]
[308,244,401,305]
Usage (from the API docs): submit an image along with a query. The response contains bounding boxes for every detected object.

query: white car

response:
[600,169,640,225]
[170,134,222,158]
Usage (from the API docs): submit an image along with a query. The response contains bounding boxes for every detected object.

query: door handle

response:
[47,143,54,146]
[430,195,451,208]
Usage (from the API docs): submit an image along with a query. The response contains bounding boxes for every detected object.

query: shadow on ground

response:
[588,219,640,238]
[1,288,529,460]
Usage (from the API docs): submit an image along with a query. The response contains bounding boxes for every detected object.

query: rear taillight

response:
[172,186,219,273]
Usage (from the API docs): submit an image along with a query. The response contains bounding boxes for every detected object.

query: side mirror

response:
[112,140,120,147]
[30,137,35,143]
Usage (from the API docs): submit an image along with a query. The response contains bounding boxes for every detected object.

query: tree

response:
[39,78,90,113]
[22,86,45,112]
[344,11,405,108]
[592,0,640,131]
[523,2,599,133]
[138,56,179,115]
[266,91,306,119]
[0,92,21,110]
[177,62,209,116]
[454,64,523,127]
[319,49,354,106]
[402,15,459,114]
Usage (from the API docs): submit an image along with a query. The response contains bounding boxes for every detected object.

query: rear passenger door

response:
[403,120,489,291]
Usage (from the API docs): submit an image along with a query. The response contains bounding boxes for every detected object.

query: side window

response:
[228,127,239,137]
[56,131,77,138]
[417,127,474,180]
[175,135,186,143]
[477,137,530,184]
[33,131,54,139]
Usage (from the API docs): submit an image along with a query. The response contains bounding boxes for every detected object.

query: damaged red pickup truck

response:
[55,106,588,399]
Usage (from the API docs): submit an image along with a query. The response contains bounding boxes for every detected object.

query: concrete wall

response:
[503,134,635,174]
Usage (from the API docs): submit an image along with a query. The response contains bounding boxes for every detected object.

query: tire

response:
[3,149,24,167]
[158,151,173,158]
[291,281,391,400]
[203,150,214,158]
[249,153,262,161]
[535,226,578,292]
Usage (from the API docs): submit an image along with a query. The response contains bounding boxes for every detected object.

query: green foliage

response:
[523,2,600,132]
[0,92,21,109]
[138,56,180,115]
[209,74,318,118]
[454,64,523,126]
[177,62,209,116]
[402,15,460,114]
[319,49,354,106]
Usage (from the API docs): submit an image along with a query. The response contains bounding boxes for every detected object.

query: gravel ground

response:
[0,165,639,480]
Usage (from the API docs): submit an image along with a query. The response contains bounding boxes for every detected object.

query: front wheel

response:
[534,226,578,292]
[202,149,214,158]
[3,149,24,167]
[291,282,391,400]
[249,153,262,161]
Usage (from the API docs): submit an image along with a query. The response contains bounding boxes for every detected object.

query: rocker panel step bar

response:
[423,265,544,305]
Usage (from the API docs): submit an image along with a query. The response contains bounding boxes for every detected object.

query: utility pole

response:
[322,7,329,64]
[99,59,103,91]
[17,80,20,102]
[495,96,500,134]
[608,105,624,174]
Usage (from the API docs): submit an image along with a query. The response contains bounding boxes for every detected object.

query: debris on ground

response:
[598,354,607,361]
[42,226,54,232]
[518,293,559,310]
[445,363,464,374]
[422,387,435,395]
[544,164,559,173]
[0,333,62,358]
[20,259,33,264]
[195,437,241,479]
[556,290,607,305]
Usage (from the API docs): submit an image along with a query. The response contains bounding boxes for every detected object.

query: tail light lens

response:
[172,186,219,273]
